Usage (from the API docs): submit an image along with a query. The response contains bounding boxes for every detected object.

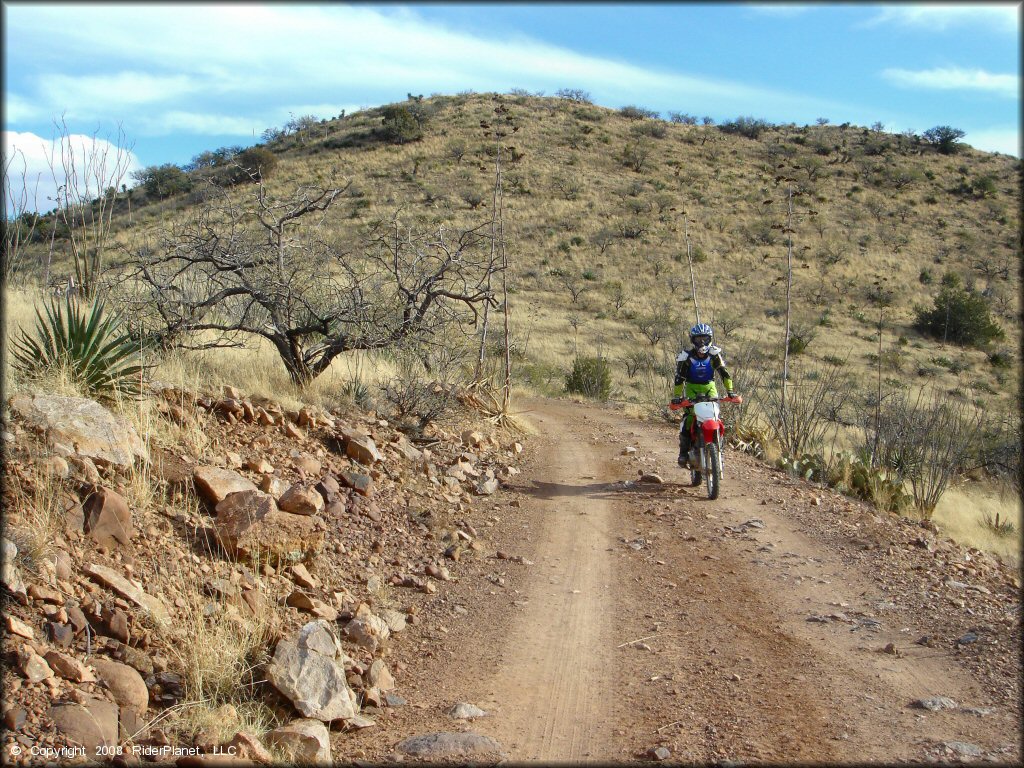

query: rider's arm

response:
[710,351,734,393]
[673,354,688,398]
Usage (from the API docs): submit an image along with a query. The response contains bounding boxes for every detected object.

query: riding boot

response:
[678,429,691,467]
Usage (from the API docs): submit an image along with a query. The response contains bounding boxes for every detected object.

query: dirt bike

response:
[669,394,742,500]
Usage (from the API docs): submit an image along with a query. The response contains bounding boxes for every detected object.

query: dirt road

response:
[354,397,1020,764]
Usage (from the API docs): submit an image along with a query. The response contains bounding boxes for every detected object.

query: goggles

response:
[693,335,712,346]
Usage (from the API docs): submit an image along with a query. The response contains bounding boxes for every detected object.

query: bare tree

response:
[2,148,41,284]
[46,118,134,297]
[127,179,497,386]
[558,271,589,304]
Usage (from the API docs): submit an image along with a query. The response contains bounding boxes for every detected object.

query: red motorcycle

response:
[669,394,742,500]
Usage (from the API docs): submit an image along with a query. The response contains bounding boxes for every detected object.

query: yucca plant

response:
[12,295,149,398]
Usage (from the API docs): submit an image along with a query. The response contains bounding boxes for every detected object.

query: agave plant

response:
[12,295,149,398]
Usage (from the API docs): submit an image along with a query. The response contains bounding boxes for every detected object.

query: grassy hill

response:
[8,90,1021,443]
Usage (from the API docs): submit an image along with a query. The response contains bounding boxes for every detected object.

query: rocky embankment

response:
[1,385,522,765]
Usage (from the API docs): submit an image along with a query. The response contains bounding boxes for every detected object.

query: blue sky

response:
[3,2,1020,211]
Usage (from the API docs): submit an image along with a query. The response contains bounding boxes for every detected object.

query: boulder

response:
[337,427,383,465]
[91,657,150,714]
[265,719,331,763]
[193,466,258,506]
[225,731,274,764]
[18,647,54,682]
[448,702,488,720]
[278,484,325,516]
[50,697,118,753]
[214,490,324,565]
[366,659,395,691]
[395,732,504,759]
[83,486,134,548]
[265,620,358,721]
[9,394,148,468]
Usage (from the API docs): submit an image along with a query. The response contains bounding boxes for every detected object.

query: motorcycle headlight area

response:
[693,401,720,421]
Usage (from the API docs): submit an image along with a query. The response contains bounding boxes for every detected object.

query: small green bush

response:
[914,280,1004,347]
[565,356,612,400]
[12,296,148,398]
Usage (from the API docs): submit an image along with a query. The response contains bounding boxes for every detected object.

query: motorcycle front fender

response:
[701,419,722,444]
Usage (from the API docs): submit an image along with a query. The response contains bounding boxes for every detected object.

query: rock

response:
[50,697,119,752]
[956,632,979,646]
[6,615,34,639]
[4,704,27,730]
[9,394,147,468]
[265,719,331,763]
[943,741,983,758]
[286,591,338,621]
[225,451,243,469]
[289,564,318,589]
[259,475,289,499]
[246,457,275,475]
[91,657,149,714]
[314,475,341,504]
[1,538,28,603]
[339,470,374,497]
[911,696,958,711]
[344,613,391,653]
[391,435,422,462]
[47,621,74,648]
[622,447,637,455]
[475,478,499,496]
[193,466,258,506]
[265,620,358,721]
[214,490,324,565]
[28,583,63,603]
[366,659,395,691]
[83,486,134,548]
[378,608,407,633]
[284,422,304,440]
[395,732,504,759]
[106,607,130,643]
[225,731,274,763]
[82,563,170,625]
[648,746,672,761]
[338,427,384,465]
[18,647,54,682]
[293,454,322,475]
[278,484,325,516]
[638,473,664,484]
[44,651,96,682]
[461,430,485,448]
[448,702,487,719]
[69,455,102,483]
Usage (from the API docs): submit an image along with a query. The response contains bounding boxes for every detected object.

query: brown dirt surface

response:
[350,396,1021,765]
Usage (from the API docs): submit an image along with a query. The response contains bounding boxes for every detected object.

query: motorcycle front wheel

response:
[705,443,722,500]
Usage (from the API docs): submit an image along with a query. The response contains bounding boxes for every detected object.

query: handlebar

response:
[668,395,742,411]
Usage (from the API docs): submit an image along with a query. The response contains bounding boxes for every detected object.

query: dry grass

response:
[932,484,1022,566]
[156,546,280,746]
[4,456,69,571]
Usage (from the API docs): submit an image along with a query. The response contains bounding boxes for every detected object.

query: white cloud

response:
[864,4,1019,33]
[882,67,1020,97]
[962,127,1021,156]
[3,131,143,214]
[4,3,849,133]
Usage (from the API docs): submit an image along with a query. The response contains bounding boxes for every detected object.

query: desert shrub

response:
[556,88,592,103]
[380,375,455,436]
[719,116,773,140]
[132,164,193,200]
[622,349,656,379]
[631,121,667,139]
[913,277,1004,347]
[565,356,612,400]
[380,105,423,144]
[12,296,148,398]
[619,105,659,120]
[922,125,965,155]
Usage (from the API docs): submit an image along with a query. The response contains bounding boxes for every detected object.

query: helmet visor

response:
[693,335,712,347]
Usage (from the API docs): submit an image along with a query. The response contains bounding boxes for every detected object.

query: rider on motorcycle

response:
[673,322,737,467]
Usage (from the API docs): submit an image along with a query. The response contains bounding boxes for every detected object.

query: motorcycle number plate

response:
[693,401,719,422]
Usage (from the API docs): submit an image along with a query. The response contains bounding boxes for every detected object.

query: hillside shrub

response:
[565,356,612,400]
[922,125,966,155]
[620,105,659,120]
[380,105,423,144]
[719,116,773,140]
[132,164,193,200]
[913,279,1004,347]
